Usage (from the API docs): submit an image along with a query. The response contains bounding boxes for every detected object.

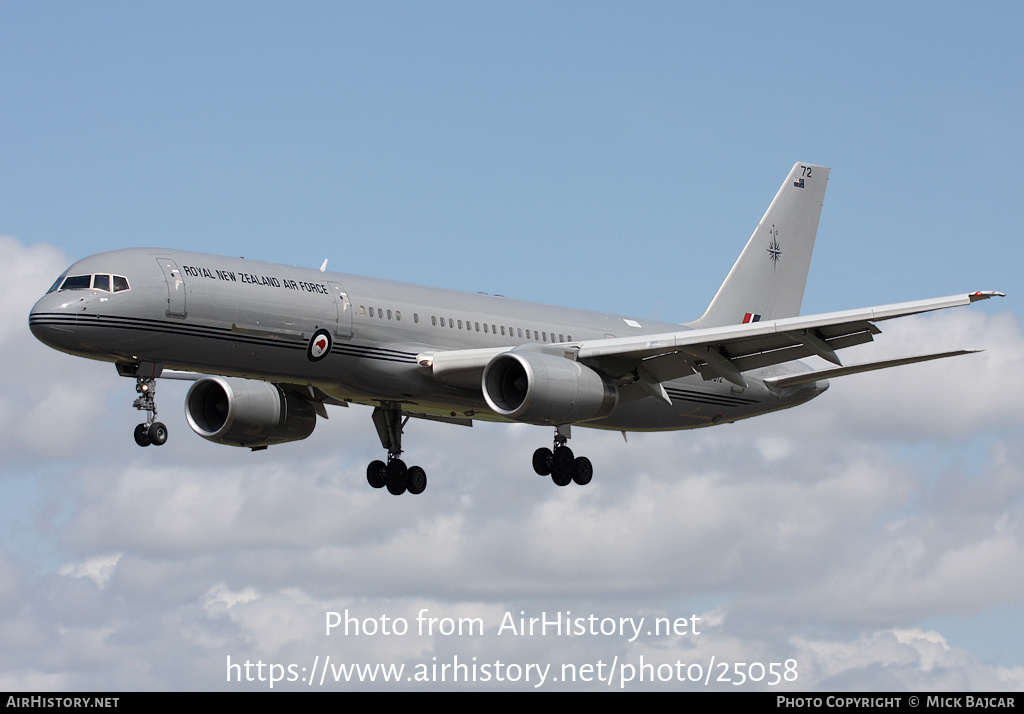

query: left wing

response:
[424,291,1003,392]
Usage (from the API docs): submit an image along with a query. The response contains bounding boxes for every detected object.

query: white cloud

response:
[791,629,1024,691]
[58,553,123,589]
[797,309,1024,441]
[0,236,122,458]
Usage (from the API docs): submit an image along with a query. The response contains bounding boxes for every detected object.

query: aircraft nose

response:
[29,291,79,349]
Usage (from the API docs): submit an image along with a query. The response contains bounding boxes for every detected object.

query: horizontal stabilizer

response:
[763,350,981,390]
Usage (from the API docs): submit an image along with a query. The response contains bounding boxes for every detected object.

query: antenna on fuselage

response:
[320,259,328,272]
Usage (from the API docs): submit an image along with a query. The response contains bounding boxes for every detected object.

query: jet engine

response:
[482,351,618,425]
[185,377,316,448]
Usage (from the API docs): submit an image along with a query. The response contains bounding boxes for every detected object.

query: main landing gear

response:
[132,376,168,447]
[366,404,427,496]
[532,425,593,487]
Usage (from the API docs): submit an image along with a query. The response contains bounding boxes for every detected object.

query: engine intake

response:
[185,377,316,448]
[482,351,618,425]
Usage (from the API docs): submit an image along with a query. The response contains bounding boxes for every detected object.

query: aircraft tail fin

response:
[689,162,830,329]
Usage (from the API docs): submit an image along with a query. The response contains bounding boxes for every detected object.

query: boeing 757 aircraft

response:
[29,163,1002,495]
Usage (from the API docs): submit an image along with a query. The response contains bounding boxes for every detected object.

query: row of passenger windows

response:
[431,315,571,343]
[358,304,571,343]
[49,273,131,293]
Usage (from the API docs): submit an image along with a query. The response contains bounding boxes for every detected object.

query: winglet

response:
[969,291,1005,301]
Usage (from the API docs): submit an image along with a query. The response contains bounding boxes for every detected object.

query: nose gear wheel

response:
[132,376,168,447]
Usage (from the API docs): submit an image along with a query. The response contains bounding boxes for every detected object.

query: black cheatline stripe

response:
[53,314,300,344]
[665,386,755,400]
[665,389,755,404]
[33,313,236,339]
[29,315,75,324]
[95,321,308,352]
[332,348,417,363]
[328,342,416,358]
[664,388,757,406]
[32,313,419,363]
[333,351,417,364]
[668,394,754,407]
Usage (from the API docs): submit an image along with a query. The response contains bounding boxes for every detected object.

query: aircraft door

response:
[156,258,187,317]
[328,281,353,338]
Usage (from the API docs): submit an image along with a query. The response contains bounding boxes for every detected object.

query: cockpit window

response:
[52,273,131,293]
[47,270,69,293]
[60,275,92,290]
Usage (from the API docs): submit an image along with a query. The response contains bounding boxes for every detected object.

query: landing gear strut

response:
[132,376,168,447]
[532,425,593,486]
[366,404,427,495]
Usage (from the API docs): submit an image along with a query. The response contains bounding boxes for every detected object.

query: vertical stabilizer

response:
[689,162,829,328]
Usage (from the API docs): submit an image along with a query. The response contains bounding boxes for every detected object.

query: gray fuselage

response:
[29,247,824,432]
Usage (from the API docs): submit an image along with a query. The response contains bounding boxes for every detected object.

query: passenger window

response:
[458,320,463,329]
[414,313,419,323]
[559,334,564,342]
[475,322,480,332]
[431,316,437,326]
[517,328,523,338]
[500,326,505,336]
[396,311,401,321]
[387,310,392,320]
[113,275,130,292]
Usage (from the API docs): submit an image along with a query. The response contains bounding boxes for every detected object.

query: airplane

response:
[29,162,1002,495]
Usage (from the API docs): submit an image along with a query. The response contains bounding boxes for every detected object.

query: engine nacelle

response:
[185,377,316,448]
[482,350,618,425]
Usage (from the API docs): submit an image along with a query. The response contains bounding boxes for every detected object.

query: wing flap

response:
[729,328,877,373]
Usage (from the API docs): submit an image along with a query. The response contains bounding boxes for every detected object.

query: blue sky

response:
[4,3,1019,315]
[1,2,1022,691]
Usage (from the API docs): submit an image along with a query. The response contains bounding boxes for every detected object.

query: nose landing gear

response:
[132,376,168,447]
